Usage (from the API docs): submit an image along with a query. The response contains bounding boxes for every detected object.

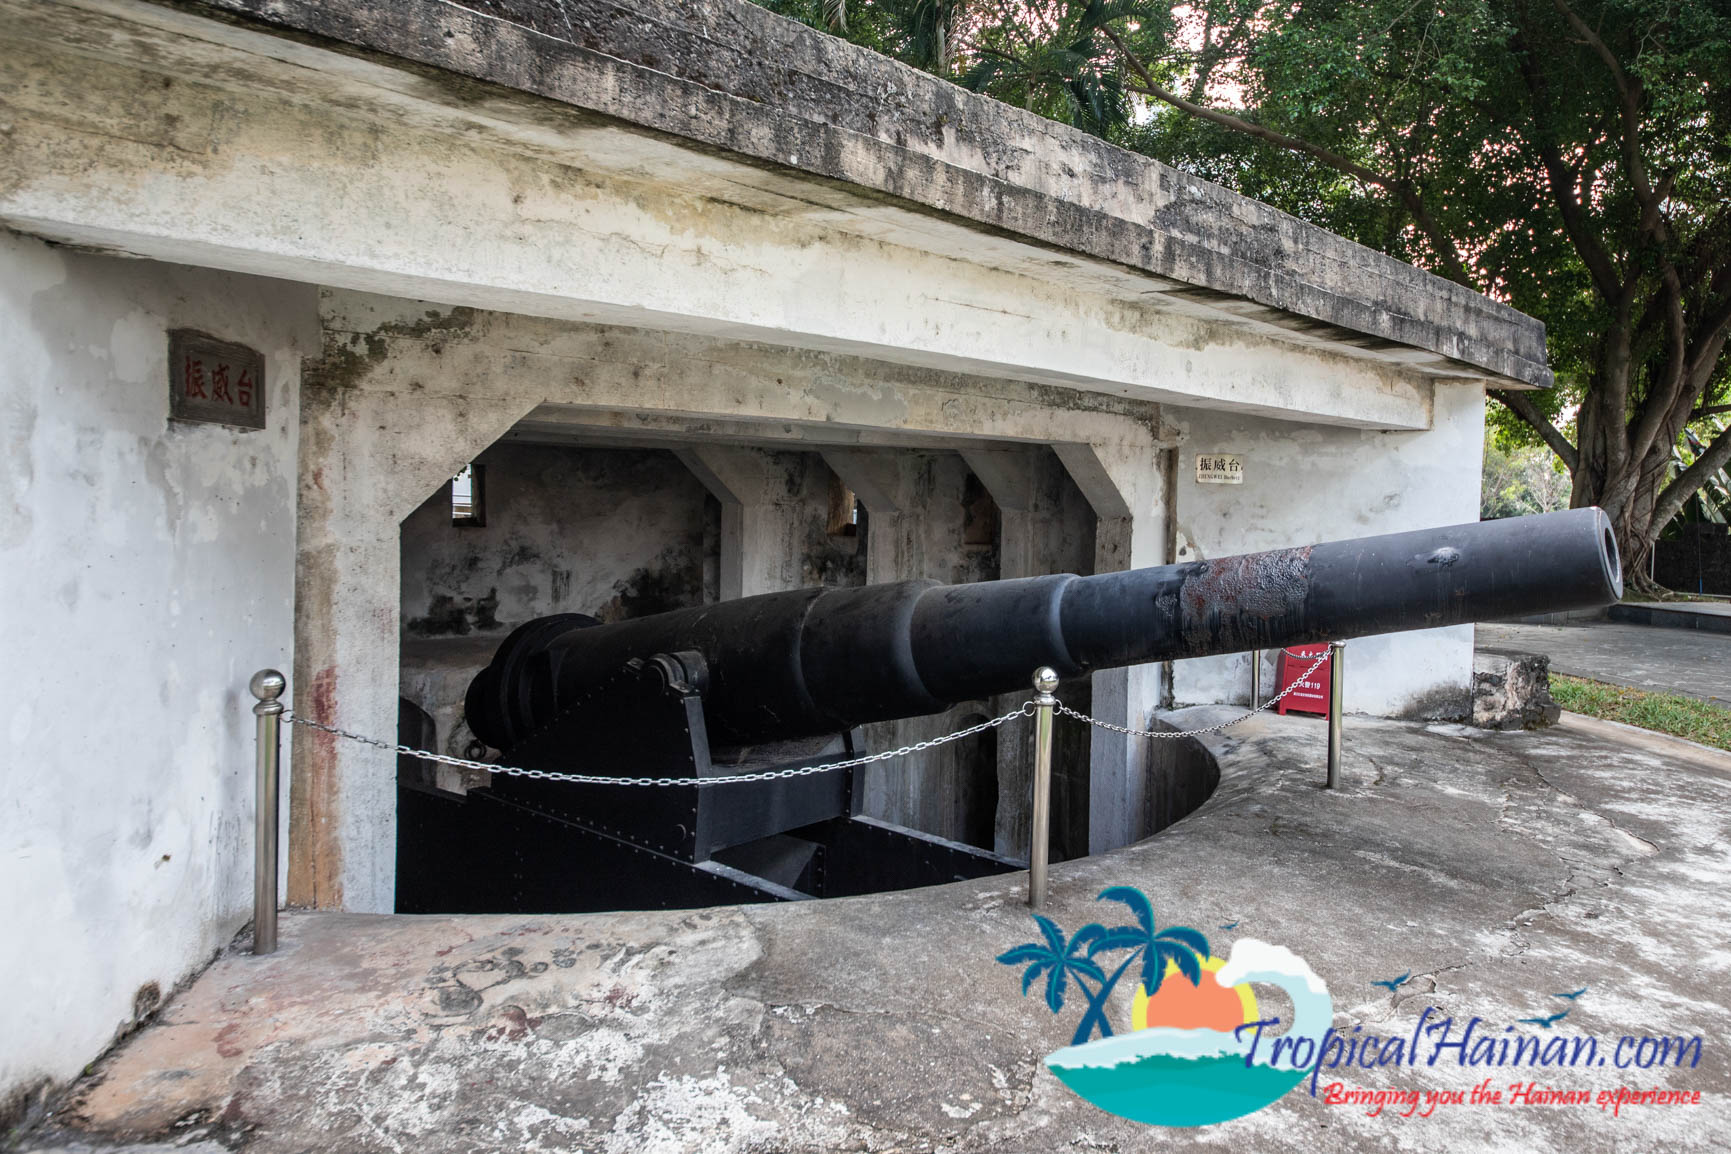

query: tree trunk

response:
[1552,345,1701,600]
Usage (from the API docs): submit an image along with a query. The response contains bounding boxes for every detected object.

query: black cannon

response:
[398,508,1621,913]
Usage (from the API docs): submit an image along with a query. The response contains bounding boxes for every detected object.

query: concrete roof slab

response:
[189,0,1551,388]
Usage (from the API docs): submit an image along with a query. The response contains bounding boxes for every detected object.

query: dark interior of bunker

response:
[394,434,1218,914]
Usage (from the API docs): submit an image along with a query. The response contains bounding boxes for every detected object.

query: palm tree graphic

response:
[996,914,1107,1042]
[998,887,1211,1046]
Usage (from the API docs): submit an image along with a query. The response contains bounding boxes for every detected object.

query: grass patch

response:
[1550,674,1731,752]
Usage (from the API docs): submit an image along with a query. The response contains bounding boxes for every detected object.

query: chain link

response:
[286,649,1334,783]
[285,703,1036,787]
[1055,650,1333,739]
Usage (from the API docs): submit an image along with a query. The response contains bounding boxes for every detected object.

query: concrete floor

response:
[1477,621,1729,706]
[28,709,1731,1153]
[1629,600,1731,618]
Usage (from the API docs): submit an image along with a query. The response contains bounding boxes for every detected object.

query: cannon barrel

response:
[467,507,1622,751]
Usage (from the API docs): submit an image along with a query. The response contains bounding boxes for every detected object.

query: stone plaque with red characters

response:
[168,330,265,430]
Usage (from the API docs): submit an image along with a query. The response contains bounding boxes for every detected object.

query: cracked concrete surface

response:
[31,710,1730,1152]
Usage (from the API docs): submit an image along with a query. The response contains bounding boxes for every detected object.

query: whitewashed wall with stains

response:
[0,232,313,1113]
[1168,384,1488,718]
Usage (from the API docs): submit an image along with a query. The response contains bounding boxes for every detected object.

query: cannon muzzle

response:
[467,507,1621,751]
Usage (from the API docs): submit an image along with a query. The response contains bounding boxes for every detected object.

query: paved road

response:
[1478,620,1728,707]
[1627,600,1731,618]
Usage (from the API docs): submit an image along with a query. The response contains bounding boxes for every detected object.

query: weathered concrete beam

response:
[1,0,1494,431]
[185,0,1553,388]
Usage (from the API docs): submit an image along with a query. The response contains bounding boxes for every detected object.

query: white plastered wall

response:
[1168,383,1489,717]
[0,232,312,1107]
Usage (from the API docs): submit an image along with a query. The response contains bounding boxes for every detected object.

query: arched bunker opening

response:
[392,423,1219,914]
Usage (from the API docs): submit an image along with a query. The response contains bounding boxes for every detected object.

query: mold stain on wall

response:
[398,442,713,754]
[396,441,875,758]
[598,545,707,622]
[399,443,711,634]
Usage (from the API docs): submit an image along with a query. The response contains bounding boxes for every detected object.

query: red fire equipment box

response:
[1276,644,1332,717]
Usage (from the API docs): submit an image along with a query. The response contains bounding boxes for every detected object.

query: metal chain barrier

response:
[1054,649,1332,739]
[283,649,1332,786]
[258,647,1343,926]
[285,703,1036,788]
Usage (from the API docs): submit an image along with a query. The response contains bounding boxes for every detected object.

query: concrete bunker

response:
[276,287,1496,919]
[388,412,1217,913]
[0,0,1569,1110]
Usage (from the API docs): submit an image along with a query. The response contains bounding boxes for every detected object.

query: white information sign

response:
[1195,453,1244,484]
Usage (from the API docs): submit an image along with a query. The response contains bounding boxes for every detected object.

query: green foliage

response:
[754,0,905,55]
[958,0,1165,136]
[1135,1,1726,460]
[1670,416,1731,530]
[753,0,1731,553]
[1550,674,1731,750]
[1483,437,1572,520]
[756,0,968,70]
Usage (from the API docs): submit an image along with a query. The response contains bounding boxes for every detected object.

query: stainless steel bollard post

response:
[1325,641,1345,789]
[1249,648,1262,709]
[250,669,286,955]
[1028,667,1059,911]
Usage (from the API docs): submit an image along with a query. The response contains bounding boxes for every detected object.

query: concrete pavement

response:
[1612,601,1731,635]
[28,709,1731,1153]
[1477,621,1728,707]
[1626,601,1731,618]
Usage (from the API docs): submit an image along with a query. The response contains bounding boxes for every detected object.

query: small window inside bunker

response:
[450,463,485,526]
[826,469,860,537]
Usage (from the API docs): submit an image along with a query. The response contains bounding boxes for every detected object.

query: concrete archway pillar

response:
[1053,440,1171,855]
[820,449,913,587]
[959,447,1040,859]
[819,449,922,819]
[290,366,535,912]
[290,293,1165,906]
[674,446,801,600]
